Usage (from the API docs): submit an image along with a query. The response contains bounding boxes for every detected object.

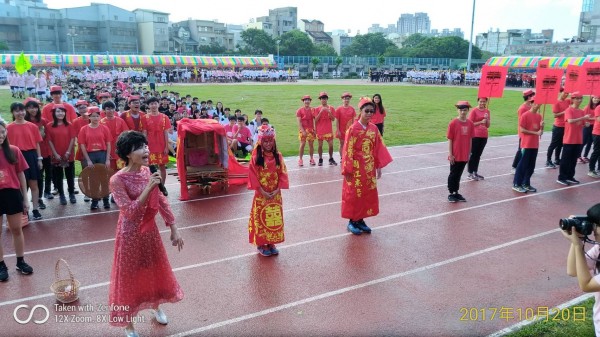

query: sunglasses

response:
[363,109,375,113]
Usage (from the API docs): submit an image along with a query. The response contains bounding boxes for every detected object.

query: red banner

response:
[578,62,600,96]
[534,68,563,104]
[478,66,508,98]
[564,65,581,93]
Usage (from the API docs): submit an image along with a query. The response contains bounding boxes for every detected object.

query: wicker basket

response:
[50,259,80,303]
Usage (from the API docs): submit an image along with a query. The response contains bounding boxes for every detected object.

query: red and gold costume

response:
[341,121,393,220]
[121,110,145,132]
[101,117,130,170]
[108,167,183,326]
[247,127,289,246]
[142,113,171,165]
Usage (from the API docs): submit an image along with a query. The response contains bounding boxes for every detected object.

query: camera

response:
[559,216,595,236]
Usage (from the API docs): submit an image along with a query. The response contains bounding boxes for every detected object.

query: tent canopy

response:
[486,55,600,69]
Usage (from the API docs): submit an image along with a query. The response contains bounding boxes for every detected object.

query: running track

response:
[0,135,598,337]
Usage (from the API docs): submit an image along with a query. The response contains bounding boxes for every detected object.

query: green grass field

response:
[0,83,574,157]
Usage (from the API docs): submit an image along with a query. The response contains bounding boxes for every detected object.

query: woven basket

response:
[50,259,80,303]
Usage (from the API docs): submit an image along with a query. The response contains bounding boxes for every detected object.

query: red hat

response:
[455,100,472,108]
[358,97,375,109]
[53,104,66,111]
[571,91,583,98]
[301,95,312,102]
[318,92,329,99]
[522,89,535,97]
[128,95,141,102]
[23,97,40,105]
[75,100,89,107]
[87,106,100,115]
[257,124,276,143]
[341,92,352,99]
[50,85,62,93]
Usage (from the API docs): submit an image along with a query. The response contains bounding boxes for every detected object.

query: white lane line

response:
[2,182,595,308]
[166,229,558,337]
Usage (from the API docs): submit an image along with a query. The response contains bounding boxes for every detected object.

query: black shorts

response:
[22,149,42,181]
[0,188,24,215]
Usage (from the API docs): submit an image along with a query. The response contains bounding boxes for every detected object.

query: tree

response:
[279,30,313,56]
[311,57,320,71]
[480,50,499,62]
[313,43,337,56]
[402,36,483,59]
[197,42,227,55]
[240,29,276,55]
[402,34,428,48]
[334,56,343,71]
[341,33,397,57]
[0,41,8,51]
[378,55,385,66]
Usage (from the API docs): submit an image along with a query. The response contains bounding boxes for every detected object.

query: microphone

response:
[149,165,168,196]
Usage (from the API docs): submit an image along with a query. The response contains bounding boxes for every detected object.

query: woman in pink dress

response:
[109,131,184,337]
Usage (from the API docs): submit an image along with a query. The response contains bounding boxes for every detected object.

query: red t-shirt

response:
[0,145,29,190]
[7,121,43,151]
[78,124,111,152]
[121,110,145,132]
[313,105,334,136]
[233,125,252,143]
[447,118,474,162]
[594,106,600,136]
[519,111,542,149]
[584,105,596,127]
[30,118,50,157]
[296,107,314,131]
[335,105,357,139]
[468,108,490,138]
[370,105,386,125]
[46,122,75,162]
[142,113,171,153]
[552,99,571,127]
[224,124,234,138]
[563,107,585,145]
[42,102,78,123]
[101,117,130,158]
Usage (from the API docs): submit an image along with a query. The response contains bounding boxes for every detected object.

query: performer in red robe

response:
[341,97,393,235]
[109,131,183,337]
[142,97,171,183]
[248,125,289,256]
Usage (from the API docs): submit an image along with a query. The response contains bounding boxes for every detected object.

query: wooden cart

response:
[182,130,228,194]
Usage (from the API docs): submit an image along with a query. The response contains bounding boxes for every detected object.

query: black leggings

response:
[448,161,467,194]
[589,135,600,172]
[468,137,487,174]
[52,162,75,195]
[546,125,564,162]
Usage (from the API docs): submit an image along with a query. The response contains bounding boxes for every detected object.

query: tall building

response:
[254,7,297,37]
[133,9,169,54]
[298,19,332,45]
[430,28,464,39]
[175,20,234,52]
[580,0,600,42]
[397,12,430,36]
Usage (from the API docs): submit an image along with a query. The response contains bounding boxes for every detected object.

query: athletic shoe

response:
[153,307,168,325]
[318,158,323,166]
[545,161,556,169]
[510,168,516,175]
[556,179,571,186]
[32,209,42,220]
[474,173,485,180]
[523,185,537,193]
[69,193,77,204]
[257,245,272,256]
[16,260,33,275]
[554,159,560,166]
[512,185,527,193]
[269,244,279,255]
[59,195,67,205]
[566,178,580,185]
[448,194,459,203]
[298,158,304,167]
[0,264,8,282]
[309,158,316,166]
[38,199,46,210]
[329,158,337,166]
[43,192,54,200]
[355,219,372,233]
[84,196,91,202]
[347,221,362,235]
[455,193,467,202]
[467,173,478,181]
[103,199,110,209]
[588,171,600,179]
[90,201,99,210]
[51,188,59,196]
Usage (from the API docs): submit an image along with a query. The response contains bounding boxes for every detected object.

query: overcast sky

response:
[45,0,581,42]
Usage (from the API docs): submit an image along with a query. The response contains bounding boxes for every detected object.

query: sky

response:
[44,0,582,42]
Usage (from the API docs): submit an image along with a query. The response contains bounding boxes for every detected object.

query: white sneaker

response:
[588,171,600,179]
[510,168,516,175]
[154,308,168,325]
[125,327,139,337]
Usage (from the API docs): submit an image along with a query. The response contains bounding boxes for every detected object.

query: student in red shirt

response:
[335,92,357,159]
[46,105,76,205]
[24,98,52,208]
[558,92,591,185]
[232,116,253,157]
[0,120,34,282]
[121,96,145,132]
[546,89,570,168]
[447,101,475,202]
[41,85,77,123]
[296,95,316,166]
[7,102,43,220]
[580,95,598,163]
[101,101,130,171]
[512,90,535,172]
[589,101,600,178]
[513,103,543,193]
[313,92,337,166]
[141,97,171,183]
[371,94,387,136]
[467,97,491,181]
[78,107,112,210]
[224,116,237,149]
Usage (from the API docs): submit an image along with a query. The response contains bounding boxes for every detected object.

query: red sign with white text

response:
[564,65,581,93]
[578,62,600,96]
[534,68,563,104]
[478,66,508,98]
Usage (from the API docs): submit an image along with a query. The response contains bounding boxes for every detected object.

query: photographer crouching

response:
[562,203,600,335]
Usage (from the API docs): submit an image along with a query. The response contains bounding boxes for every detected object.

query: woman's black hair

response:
[0,121,17,164]
[24,101,41,123]
[115,131,148,165]
[10,102,25,121]
[255,142,280,168]
[590,97,600,110]
[373,94,385,115]
[102,100,116,110]
[52,106,70,127]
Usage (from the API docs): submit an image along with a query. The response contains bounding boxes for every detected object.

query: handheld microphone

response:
[149,165,168,196]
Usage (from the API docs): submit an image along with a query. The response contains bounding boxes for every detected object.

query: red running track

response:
[0,135,598,337]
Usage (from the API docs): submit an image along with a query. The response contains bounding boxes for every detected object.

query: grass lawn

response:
[0,83,574,158]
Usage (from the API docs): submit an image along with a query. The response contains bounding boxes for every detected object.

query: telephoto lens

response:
[559,217,594,236]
